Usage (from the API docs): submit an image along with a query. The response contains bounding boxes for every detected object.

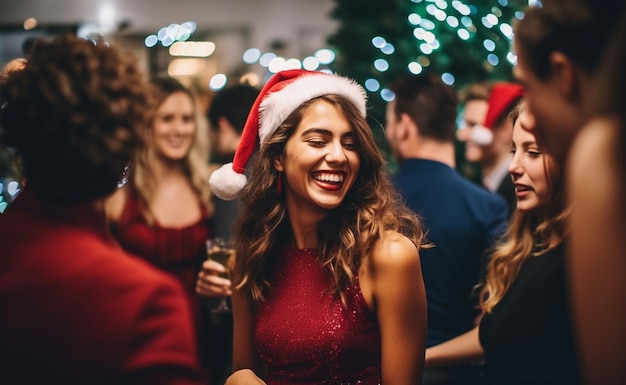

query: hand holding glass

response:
[206,238,234,313]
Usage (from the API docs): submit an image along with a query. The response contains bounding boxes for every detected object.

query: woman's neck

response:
[152,154,186,180]
[286,213,322,250]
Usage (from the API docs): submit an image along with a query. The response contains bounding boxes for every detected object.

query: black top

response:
[479,241,581,385]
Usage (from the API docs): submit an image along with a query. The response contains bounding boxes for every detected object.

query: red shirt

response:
[0,188,206,385]
[110,185,211,317]
[109,185,214,377]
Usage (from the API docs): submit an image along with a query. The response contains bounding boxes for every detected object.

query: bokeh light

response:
[380,88,395,102]
[365,78,381,92]
[242,48,261,64]
[209,73,228,91]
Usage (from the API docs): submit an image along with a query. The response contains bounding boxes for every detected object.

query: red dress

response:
[110,187,211,296]
[110,186,213,375]
[0,188,204,384]
[255,248,382,385]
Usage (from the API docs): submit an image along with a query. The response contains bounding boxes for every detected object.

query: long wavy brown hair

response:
[479,103,570,313]
[232,94,425,303]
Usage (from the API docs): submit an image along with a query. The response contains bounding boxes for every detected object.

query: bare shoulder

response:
[569,115,620,200]
[370,230,420,270]
[570,116,617,167]
[104,185,129,221]
[361,231,422,308]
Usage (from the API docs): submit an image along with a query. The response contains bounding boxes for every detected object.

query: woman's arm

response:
[367,232,427,385]
[225,290,267,385]
[425,326,483,368]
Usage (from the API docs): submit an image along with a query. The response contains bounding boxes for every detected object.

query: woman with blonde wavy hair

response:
[425,102,580,384]
[106,76,224,381]
[208,69,427,385]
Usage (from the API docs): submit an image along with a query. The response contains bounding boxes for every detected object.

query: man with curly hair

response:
[0,34,205,384]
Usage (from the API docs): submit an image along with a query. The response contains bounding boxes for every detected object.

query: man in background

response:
[0,34,204,385]
[207,84,259,239]
[202,83,258,385]
[457,82,524,216]
[385,73,508,385]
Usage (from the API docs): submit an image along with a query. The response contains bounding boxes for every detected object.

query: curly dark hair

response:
[0,34,152,204]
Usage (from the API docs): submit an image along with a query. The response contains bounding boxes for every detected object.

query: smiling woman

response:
[104,76,223,381]
[274,99,360,211]
[208,69,428,385]
[152,90,197,161]
[425,102,580,384]
[508,105,557,213]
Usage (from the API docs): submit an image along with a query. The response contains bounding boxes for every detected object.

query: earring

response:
[277,172,283,195]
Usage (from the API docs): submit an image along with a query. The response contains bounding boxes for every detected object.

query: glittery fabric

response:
[255,248,381,385]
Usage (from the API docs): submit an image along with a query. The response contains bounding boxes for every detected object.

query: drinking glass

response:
[206,237,234,313]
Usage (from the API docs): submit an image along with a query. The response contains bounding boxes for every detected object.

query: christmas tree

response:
[327,0,528,175]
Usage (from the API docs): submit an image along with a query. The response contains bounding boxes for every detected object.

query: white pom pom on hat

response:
[209,69,367,200]
[470,125,494,146]
[470,82,524,146]
[208,163,248,200]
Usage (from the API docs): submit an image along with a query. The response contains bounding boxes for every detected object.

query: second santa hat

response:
[209,69,367,200]
[470,82,525,146]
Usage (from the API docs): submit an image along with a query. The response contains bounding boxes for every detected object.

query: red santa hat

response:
[209,69,367,200]
[470,82,524,146]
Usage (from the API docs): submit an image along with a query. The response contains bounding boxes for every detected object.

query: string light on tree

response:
[328,0,528,120]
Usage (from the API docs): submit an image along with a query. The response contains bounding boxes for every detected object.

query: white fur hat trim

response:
[257,73,367,145]
[471,125,494,146]
[209,162,248,200]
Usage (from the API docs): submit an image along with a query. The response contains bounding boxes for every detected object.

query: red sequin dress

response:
[255,248,381,385]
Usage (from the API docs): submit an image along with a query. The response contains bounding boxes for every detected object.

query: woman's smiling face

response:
[508,107,557,213]
[274,99,360,216]
[152,91,196,161]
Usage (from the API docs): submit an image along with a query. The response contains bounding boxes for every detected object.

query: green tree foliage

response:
[328,0,527,120]
[327,0,527,177]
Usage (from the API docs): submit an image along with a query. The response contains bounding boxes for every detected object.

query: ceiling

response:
[0,0,338,61]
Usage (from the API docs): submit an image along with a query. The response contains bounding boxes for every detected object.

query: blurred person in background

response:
[567,10,626,384]
[385,73,508,385]
[207,83,259,240]
[512,1,626,383]
[199,83,259,384]
[105,75,223,383]
[456,81,492,184]
[426,102,581,384]
[0,34,204,384]
[457,82,524,216]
